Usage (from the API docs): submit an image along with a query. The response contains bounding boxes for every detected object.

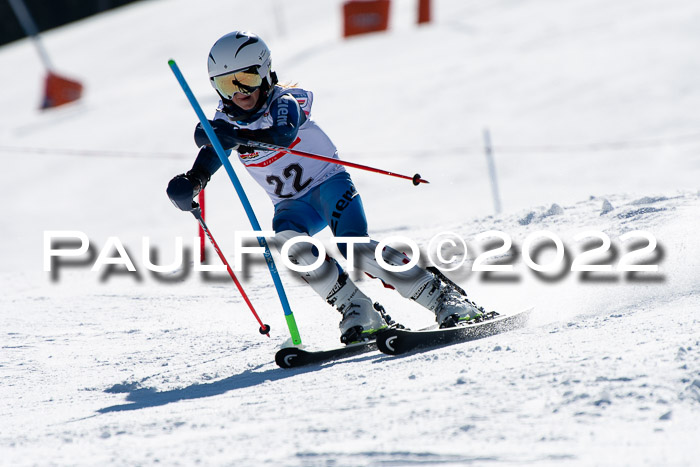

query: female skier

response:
[167,31,483,343]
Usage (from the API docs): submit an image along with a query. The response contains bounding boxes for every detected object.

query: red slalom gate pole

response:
[191,206,270,337]
[239,138,430,186]
[198,189,206,263]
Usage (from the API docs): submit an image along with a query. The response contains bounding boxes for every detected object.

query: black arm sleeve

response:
[190,146,223,182]
[189,94,304,179]
[237,94,304,147]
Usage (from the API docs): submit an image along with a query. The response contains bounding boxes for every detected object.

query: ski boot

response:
[327,273,389,344]
[412,273,485,328]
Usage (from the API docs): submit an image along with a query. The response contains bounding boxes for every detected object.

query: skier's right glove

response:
[166,169,210,211]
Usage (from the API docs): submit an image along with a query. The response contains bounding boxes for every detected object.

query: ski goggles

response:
[211,68,263,99]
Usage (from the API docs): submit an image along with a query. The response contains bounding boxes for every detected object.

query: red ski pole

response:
[238,138,429,186]
[191,206,270,337]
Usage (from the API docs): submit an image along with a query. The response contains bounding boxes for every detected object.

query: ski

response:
[275,340,377,369]
[376,307,534,356]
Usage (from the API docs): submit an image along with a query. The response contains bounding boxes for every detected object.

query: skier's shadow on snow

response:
[97,363,335,414]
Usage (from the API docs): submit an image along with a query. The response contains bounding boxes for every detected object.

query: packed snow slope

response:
[1,0,699,465]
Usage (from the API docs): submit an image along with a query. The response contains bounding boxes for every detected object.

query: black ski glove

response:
[194,120,257,154]
[166,169,210,211]
[236,143,256,154]
[194,119,242,149]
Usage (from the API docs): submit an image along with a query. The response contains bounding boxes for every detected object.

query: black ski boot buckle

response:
[439,314,460,329]
[340,325,365,345]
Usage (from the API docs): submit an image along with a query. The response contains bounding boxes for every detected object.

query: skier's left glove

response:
[235,143,256,154]
[166,168,210,211]
[194,119,242,149]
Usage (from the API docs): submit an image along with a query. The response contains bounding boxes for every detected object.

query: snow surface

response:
[1,0,699,465]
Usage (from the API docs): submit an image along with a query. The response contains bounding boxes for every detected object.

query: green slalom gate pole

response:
[168,59,301,346]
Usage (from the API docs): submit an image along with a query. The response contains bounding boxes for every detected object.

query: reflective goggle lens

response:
[212,69,263,98]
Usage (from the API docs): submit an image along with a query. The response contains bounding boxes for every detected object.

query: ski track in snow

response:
[1,0,699,465]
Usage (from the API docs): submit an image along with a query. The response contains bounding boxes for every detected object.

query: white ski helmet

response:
[207,31,276,100]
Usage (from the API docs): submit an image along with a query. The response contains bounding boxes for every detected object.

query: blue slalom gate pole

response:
[168,59,301,346]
